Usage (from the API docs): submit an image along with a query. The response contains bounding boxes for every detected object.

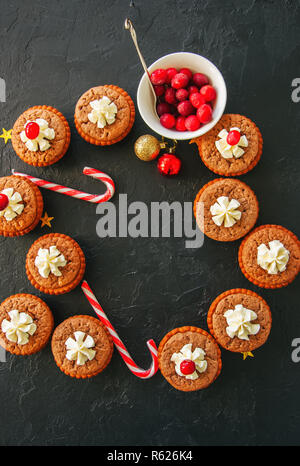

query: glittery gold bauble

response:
[134,135,161,162]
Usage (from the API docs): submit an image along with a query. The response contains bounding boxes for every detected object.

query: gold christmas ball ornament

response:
[134,134,161,162]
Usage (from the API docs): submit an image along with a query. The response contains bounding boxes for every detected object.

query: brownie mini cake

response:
[0,294,53,355]
[74,85,135,145]
[158,326,222,392]
[239,224,300,289]
[51,315,113,379]
[26,233,86,295]
[191,114,263,176]
[0,175,43,237]
[194,178,259,242]
[207,289,272,353]
[12,106,71,167]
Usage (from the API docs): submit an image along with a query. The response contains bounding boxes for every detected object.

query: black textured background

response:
[0,0,299,447]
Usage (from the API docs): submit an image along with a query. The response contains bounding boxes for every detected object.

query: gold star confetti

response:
[242,351,254,360]
[40,212,54,228]
[0,128,12,144]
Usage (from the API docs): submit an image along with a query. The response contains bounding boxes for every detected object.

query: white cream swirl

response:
[88,97,117,128]
[65,331,96,365]
[215,127,248,159]
[0,188,24,221]
[34,246,67,278]
[20,118,55,151]
[1,309,37,345]
[171,343,207,380]
[210,196,242,227]
[224,304,260,340]
[257,240,289,274]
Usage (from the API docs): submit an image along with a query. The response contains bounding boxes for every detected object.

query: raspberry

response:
[160,113,176,129]
[192,72,209,87]
[180,360,196,375]
[171,72,189,89]
[177,100,194,117]
[200,84,217,102]
[164,87,177,105]
[166,67,177,83]
[196,104,213,123]
[150,68,167,85]
[189,92,206,108]
[188,85,199,95]
[156,102,171,116]
[227,130,241,146]
[175,88,189,102]
[175,116,186,132]
[185,115,201,131]
[154,85,165,97]
[179,67,193,80]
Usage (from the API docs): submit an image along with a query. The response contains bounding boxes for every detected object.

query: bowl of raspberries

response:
[137,52,227,140]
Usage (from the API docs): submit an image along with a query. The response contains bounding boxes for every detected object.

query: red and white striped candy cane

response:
[81,280,159,379]
[12,167,115,203]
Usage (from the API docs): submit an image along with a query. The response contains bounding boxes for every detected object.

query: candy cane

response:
[81,280,158,379]
[12,167,115,203]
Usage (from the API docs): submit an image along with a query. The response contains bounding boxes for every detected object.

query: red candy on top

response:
[25,121,40,140]
[0,193,9,211]
[180,359,196,375]
[227,130,241,146]
[153,66,216,132]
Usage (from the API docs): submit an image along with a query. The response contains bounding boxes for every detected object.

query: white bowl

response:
[137,52,227,141]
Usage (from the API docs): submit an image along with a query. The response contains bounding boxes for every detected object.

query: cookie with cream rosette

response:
[194,178,259,242]
[26,233,86,295]
[0,175,43,237]
[74,85,135,145]
[158,326,222,392]
[12,105,70,167]
[51,315,113,378]
[207,289,272,353]
[190,113,263,176]
[239,225,300,288]
[0,294,53,355]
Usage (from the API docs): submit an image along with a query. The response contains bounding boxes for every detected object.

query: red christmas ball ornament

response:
[180,359,196,375]
[157,153,181,176]
[227,130,241,146]
[25,121,40,140]
[0,193,9,211]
